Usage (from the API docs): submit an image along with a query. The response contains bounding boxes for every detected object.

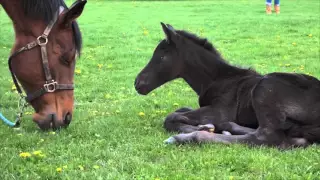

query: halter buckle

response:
[37,35,48,46]
[44,81,57,93]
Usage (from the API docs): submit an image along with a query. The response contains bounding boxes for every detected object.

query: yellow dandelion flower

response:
[78,165,84,171]
[105,94,112,99]
[138,112,145,117]
[11,85,17,90]
[151,93,156,96]
[93,165,100,169]
[97,64,103,69]
[292,42,297,46]
[49,131,56,135]
[160,110,167,114]
[56,167,62,173]
[229,176,234,180]
[143,28,149,36]
[19,152,31,158]
[75,69,81,75]
[308,34,312,37]
[32,150,42,156]
[25,112,32,115]
[173,103,179,106]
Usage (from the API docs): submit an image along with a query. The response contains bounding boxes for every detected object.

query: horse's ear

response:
[160,22,178,44]
[62,0,87,27]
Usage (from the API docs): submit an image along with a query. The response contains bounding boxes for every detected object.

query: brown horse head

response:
[0,0,87,130]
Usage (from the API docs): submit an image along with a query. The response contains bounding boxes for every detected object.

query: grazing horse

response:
[0,0,87,130]
[135,22,320,148]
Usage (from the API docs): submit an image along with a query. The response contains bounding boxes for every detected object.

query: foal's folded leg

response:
[164,106,219,133]
[165,129,309,148]
[164,129,261,146]
[216,122,256,135]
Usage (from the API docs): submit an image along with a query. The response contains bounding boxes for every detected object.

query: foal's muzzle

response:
[134,77,150,95]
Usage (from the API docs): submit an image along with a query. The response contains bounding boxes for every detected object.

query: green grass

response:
[1,0,320,179]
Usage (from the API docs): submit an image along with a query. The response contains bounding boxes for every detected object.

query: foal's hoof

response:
[198,124,215,133]
[164,137,177,144]
[222,131,232,135]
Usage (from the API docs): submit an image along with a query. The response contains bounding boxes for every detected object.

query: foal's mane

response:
[176,30,222,59]
[21,0,82,56]
[175,30,258,76]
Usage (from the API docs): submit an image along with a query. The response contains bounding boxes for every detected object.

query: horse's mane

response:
[22,0,66,24]
[21,0,82,56]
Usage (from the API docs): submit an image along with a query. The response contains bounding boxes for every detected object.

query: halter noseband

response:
[8,10,74,103]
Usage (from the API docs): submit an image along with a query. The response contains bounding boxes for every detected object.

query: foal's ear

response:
[160,22,179,44]
[62,0,87,27]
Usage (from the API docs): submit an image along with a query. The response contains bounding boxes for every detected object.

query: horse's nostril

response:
[50,113,57,130]
[64,113,72,125]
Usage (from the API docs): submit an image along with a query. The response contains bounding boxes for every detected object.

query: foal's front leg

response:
[165,106,256,135]
[164,106,218,133]
[164,106,237,133]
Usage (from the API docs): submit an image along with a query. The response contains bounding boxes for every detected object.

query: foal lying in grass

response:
[135,22,320,148]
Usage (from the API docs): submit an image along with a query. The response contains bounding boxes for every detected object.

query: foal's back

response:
[259,72,320,124]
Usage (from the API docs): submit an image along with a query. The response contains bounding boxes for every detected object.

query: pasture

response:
[0,0,320,179]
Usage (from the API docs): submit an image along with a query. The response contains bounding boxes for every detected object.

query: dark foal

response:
[1,0,87,130]
[135,23,320,148]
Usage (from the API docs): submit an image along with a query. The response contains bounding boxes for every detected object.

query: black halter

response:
[8,10,74,103]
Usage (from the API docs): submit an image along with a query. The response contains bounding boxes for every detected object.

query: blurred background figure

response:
[266,0,280,14]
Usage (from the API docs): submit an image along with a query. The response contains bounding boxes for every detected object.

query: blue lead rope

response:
[0,112,18,127]
[0,96,26,128]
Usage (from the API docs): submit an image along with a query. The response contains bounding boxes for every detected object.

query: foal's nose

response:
[135,74,148,87]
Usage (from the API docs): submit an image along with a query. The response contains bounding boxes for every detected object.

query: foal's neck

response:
[181,46,251,96]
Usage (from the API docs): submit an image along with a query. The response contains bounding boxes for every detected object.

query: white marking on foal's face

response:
[59,6,65,15]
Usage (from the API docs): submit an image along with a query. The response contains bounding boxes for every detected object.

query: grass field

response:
[1,0,320,179]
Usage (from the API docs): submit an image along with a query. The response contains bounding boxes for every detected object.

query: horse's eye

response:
[160,56,164,60]
[60,55,70,66]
